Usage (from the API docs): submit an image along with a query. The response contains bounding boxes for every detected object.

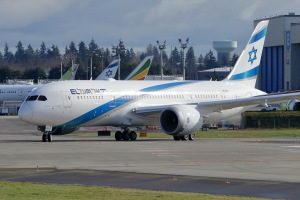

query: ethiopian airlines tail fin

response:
[60,64,79,81]
[125,56,153,80]
[225,20,269,87]
[95,59,120,80]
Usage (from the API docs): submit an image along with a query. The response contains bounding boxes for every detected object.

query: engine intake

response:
[160,105,202,135]
[287,99,300,111]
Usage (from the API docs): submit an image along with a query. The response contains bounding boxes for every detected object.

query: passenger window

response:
[27,95,38,101]
[38,95,47,101]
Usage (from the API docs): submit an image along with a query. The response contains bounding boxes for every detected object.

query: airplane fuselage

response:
[0,85,37,104]
[19,80,265,129]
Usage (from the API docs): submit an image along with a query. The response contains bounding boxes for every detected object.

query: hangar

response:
[255,13,300,92]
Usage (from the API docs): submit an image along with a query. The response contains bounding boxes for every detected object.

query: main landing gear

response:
[42,132,52,142]
[173,133,195,141]
[115,127,137,141]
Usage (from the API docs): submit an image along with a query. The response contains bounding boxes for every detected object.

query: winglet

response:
[225,20,269,87]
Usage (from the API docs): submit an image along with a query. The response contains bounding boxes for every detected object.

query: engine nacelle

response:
[160,105,203,135]
[38,126,79,135]
[287,99,300,111]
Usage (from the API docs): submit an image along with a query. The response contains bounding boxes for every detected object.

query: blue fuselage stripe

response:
[59,81,192,128]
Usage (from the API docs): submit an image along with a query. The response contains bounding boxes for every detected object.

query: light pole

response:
[90,56,93,80]
[60,61,63,80]
[112,39,126,80]
[179,37,189,80]
[156,40,166,80]
[100,55,104,72]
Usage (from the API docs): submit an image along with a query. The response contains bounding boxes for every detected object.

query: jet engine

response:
[287,100,300,111]
[159,105,203,136]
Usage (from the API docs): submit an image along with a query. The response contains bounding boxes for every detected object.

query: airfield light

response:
[157,40,166,80]
[179,37,189,80]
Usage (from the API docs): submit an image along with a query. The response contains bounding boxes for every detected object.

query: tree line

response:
[0,39,239,83]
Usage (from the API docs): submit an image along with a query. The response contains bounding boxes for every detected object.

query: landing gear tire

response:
[129,131,137,141]
[42,134,47,142]
[180,135,189,141]
[173,135,181,141]
[122,131,130,141]
[115,131,122,141]
[42,132,52,142]
[47,134,52,142]
[189,133,195,141]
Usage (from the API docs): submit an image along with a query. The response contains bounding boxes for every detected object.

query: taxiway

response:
[1,116,300,199]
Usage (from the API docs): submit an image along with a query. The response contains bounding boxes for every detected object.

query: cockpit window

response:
[27,95,38,101]
[38,95,47,101]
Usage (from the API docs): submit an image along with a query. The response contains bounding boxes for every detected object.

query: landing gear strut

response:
[173,133,195,141]
[42,132,52,142]
[115,128,137,141]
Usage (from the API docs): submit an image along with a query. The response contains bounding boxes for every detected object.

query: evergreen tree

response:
[0,67,12,83]
[47,45,60,59]
[169,46,181,74]
[22,67,46,83]
[3,42,14,63]
[48,67,61,79]
[88,38,98,53]
[229,53,239,66]
[68,41,78,54]
[39,41,47,60]
[204,50,219,69]
[25,44,35,66]
[0,51,3,64]
[198,54,204,71]
[76,41,88,79]
[211,70,219,81]
[185,46,197,80]
[15,41,25,63]
[78,41,88,62]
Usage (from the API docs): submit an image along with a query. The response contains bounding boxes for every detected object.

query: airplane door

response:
[17,89,22,96]
[60,91,72,108]
[110,96,116,107]
[187,94,193,104]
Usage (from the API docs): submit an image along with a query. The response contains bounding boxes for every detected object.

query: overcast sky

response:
[1,0,300,56]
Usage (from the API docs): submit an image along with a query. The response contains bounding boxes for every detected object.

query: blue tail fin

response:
[95,59,120,80]
[225,20,269,87]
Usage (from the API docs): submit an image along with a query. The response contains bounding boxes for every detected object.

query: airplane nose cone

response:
[18,103,33,123]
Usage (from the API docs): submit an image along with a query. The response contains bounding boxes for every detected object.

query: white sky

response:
[0,0,300,56]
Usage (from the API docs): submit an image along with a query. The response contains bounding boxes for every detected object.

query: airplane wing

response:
[133,91,300,116]
[195,91,300,113]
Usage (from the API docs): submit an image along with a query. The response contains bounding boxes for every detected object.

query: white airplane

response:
[95,59,120,80]
[18,20,300,142]
[0,64,79,104]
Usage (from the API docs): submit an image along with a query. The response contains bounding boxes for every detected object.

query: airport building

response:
[198,67,232,81]
[255,13,300,92]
